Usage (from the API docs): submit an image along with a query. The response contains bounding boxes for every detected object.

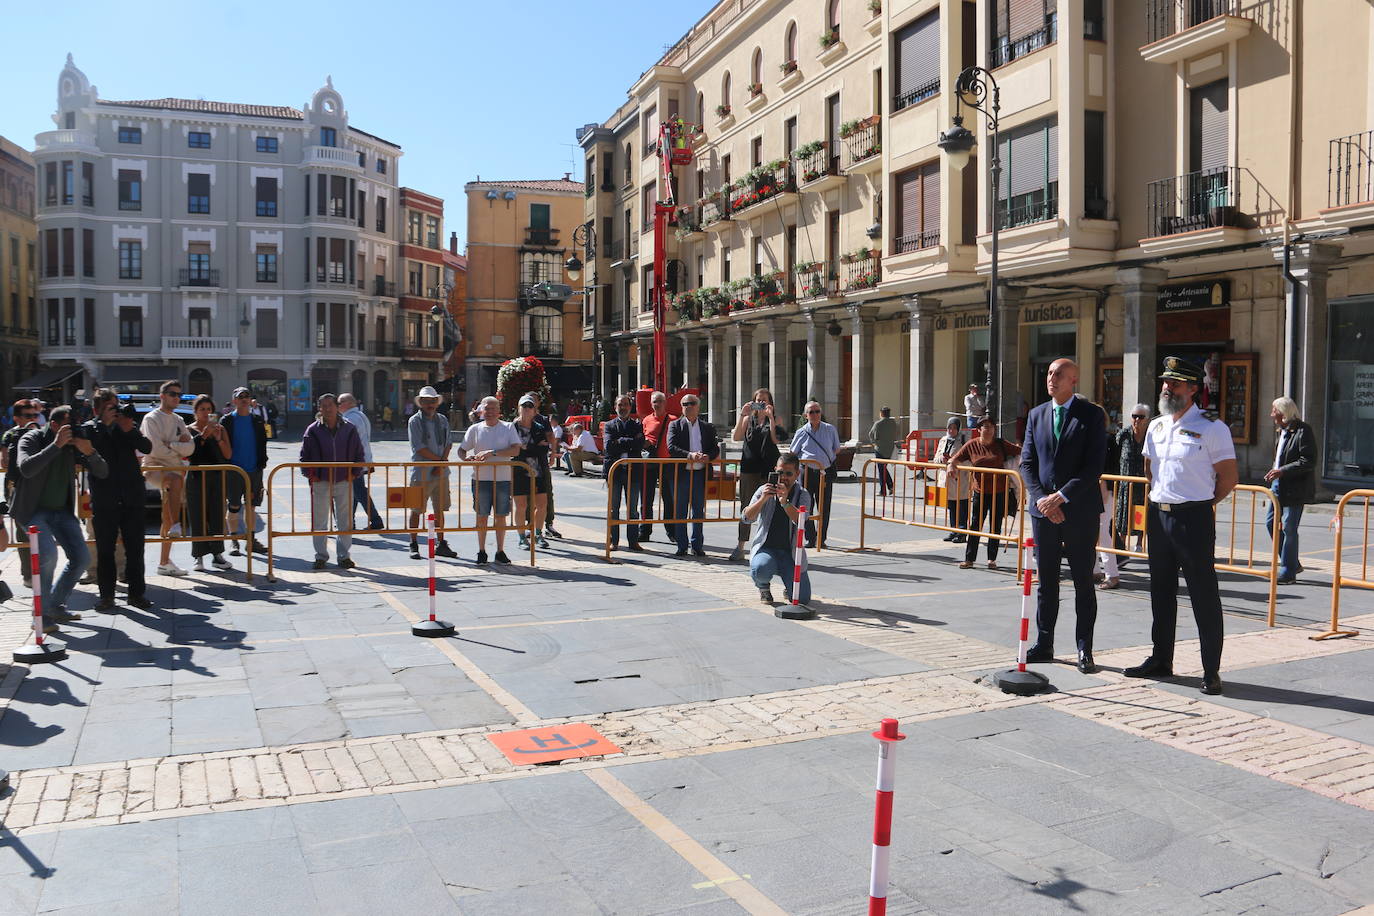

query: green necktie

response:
[1053,405,1065,443]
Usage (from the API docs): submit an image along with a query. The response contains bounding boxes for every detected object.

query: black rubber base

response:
[994,668,1051,695]
[412,619,456,638]
[774,605,817,621]
[13,642,68,664]
[0,768,9,793]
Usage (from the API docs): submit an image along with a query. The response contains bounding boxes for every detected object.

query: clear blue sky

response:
[3,0,706,248]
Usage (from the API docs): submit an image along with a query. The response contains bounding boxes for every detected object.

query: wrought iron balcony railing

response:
[1329,131,1374,209]
[797,143,837,184]
[1146,166,1281,236]
[990,14,1057,68]
[893,79,940,113]
[520,337,565,358]
[366,340,401,357]
[373,278,397,297]
[524,227,560,247]
[841,251,881,291]
[843,116,881,170]
[730,164,795,213]
[996,189,1060,230]
[893,229,940,254]
[178,268,220,287]
[1145,0,1239,44]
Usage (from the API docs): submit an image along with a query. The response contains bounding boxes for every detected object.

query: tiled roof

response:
[101,98,305,121]
[466,179,584,193]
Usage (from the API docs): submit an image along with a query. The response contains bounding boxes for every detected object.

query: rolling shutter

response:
[894,10,939,105]
[921,162,940,243]
[1190,80,1229,173]
[898,168,921,241]
[997,0,1046,39]
[999,117,1057,200]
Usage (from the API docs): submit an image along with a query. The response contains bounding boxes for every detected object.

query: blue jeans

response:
[1265,494,1304,579]
[29,509,91,619]
[751,545,811,604]
[609,465,640,546]
[673,468,707,551]
[352,473,383,526]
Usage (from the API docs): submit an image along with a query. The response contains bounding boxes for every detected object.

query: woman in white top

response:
[935,417,972,542]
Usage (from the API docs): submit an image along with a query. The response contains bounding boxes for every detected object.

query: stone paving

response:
[0,436,1372,913]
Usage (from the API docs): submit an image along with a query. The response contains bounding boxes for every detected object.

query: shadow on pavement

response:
[0,827,55,878]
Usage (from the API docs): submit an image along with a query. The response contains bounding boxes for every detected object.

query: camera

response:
[118,403,138,419]
[752,401,767,412]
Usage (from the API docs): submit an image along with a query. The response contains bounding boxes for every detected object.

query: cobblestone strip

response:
[0,670,1028,832]
[1048,681,1374,813]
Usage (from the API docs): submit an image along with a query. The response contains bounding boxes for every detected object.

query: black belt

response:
[1151,499,1212,512]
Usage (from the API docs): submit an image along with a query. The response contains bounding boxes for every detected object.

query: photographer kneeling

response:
[742,452,812,606]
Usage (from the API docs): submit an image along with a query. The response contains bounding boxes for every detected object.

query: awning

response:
[98,365,177,384]
[13,366,82,391]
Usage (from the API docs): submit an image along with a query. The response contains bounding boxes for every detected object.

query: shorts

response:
[418,475,452,511]
[512,467,549,497]
[472,479,512,517]
[227,468,264,511]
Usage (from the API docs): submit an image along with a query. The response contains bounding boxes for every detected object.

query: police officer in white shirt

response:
[1124,357,1238,695]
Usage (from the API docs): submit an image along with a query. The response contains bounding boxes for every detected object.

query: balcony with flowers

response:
[729,161,798,219]
[745,81,767,113]
[699,190,733,232]
[841,116,882,175]
[841,247,882,292]
[674,205,706,243]
[794,261,839,300]
[796,141,845,193]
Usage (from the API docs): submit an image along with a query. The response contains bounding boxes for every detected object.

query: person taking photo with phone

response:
[730,389,786,562]
[84,389,155,611]
[742,452,813,607]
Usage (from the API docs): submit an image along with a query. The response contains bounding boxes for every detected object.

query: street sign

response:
[488,723,621,765]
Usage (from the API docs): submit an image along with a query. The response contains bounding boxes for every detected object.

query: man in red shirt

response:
[639,390,679,543]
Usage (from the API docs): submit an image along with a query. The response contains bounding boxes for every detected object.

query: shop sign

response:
[1355,364,1374,419]
[1022,303,1078,324]
[1160,280,1230,312]
[287,378,311,413]
[933,311,990,331]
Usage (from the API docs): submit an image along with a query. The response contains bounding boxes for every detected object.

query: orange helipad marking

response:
[488,723,622,765]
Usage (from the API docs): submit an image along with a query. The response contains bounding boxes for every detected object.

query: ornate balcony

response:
[730,163,797,219]
[1141,0,1252,64]
[373,278,397,298]
[302,145,364,172]
[1145,167,1279,238]
[842,116,882,175]
[797,143,845,193]
[177,268,221,288]
[841,250,881,292]
[990,14,1057,69]
[161,336,239,359]
[34,130,100,155]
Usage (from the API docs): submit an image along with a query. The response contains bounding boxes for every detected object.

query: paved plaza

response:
[0,436,1373,914]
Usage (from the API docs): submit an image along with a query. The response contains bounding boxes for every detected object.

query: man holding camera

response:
[3,399,41,588]
[742,452,813,606]
[83,389,156,612]
[14,405,109,629]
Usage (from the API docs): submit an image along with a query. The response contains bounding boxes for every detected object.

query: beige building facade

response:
[463,179,595,401]
[580,0,1374,490]
[0,136,39,397]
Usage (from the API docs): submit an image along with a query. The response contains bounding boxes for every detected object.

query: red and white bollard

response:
[13,525,67,664]
[868,717,906,916]
[993,537,1048,694]
[776,508,814,620]
[411,513,456,638]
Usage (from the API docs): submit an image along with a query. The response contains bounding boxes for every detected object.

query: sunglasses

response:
[806,409,821,414]
[682,401,699,406]
[1131,415,1147,420]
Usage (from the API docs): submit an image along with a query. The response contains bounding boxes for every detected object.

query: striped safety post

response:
[13,525,67,664]
[776,507,814,620]
[868,717,906,916]
[993,537,1048,695]
[411,513,455,638]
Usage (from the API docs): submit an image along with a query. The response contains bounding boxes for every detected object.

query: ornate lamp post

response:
[938,66,1001,425]
[565,222,598,397]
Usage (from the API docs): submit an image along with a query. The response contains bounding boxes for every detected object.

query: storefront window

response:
[965,329,989,392]
[1327,298,1374,483]
[1028,322,1077,407]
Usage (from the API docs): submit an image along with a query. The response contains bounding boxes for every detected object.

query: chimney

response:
[449,231,458,255]
[563,172,571,182]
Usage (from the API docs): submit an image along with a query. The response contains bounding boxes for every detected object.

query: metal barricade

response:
[903,429,949,463]
[859,458,1026,576]
[1318,488,1374,640]
[602,457,830,559]
[264,460,537,580]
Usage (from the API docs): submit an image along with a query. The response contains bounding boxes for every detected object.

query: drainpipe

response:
[1282,0,1303,401]
[1282,231,1298,400]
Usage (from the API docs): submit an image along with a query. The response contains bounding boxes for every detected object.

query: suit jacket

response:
[1020,395,1106,521]
[1272,419,1316,506]
[666,417,720,475]
[602,415,645,467]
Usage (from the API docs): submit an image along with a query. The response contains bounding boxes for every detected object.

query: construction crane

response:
[648,117,699,394]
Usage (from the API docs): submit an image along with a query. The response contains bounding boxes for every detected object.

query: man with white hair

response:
[1264,396,1316,584]
[566,422,601,476]
[458,396,522,564]
[789,401,840,548]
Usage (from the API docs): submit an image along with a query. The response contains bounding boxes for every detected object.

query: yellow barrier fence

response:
[858,458,1027,577]
[1318,488,1374,640]
[601,457,829,560]
[263,460,537,580]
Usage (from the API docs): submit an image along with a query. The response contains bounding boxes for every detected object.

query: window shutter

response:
[1191,80,1228,173]
[921,162,940,242]
[897,168,920,241]
[256,177,277,204]
[895,11,939,103]
[1003,0,1045,38]
[188,173,209,197]
[1002,118,1055,198]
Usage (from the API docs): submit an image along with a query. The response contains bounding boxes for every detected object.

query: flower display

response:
[496,355,551,418]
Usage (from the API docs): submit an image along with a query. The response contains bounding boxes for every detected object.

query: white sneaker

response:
[167,524,183,537]
[193,557,206,571]
[211,555,233,571]
[158,562,188,577]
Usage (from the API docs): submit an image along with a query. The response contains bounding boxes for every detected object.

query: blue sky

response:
[3,0,707,247]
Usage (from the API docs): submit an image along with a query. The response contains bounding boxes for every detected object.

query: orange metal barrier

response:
[1317,488,1374,640]
[601,457,829,560]
[859,458,1026,576]
[263,460,537,580]
[903,429,949,463]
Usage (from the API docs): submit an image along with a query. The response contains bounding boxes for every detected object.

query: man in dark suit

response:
[603,394,646,551]
[1263,396,1316,584]
[666,394,720,557]
[1022,358,1107,673]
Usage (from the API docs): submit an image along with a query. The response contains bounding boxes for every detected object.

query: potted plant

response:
[868,0,881,16]
[779,59,798,76]
[819,28,839,49]
[748,82,763,98]
[839,119,862,139]
[794,260,822,275]
[715,103,732,119]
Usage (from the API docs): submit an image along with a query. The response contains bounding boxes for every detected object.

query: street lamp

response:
[939,66,1001,428]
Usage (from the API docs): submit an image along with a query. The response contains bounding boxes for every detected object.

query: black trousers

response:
[802,467,834,546]
[94,501,145,601]
[1031,513,1099,654]
[1147,502,1224,676]
[638,464,680,543]
[965,491,1009,562]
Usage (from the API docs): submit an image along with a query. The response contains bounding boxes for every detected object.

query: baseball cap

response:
[232,386,252,398]
[518,395,537,407]
[1159,356,1203,384]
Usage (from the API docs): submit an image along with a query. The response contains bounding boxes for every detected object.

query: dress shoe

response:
[692,548,706,557]
[128,596,153,611]
[435,541,458,558]
[1025,644,1054,663]
[1077,651,1098,674]
[627,543,644,552]
[367,520,386,530]
[1276,576,1297,585]
[94,598,117,613]
[312,558,328,570]
[337,558,357,570]
[1123,657,1174,679]
[1200,674,1223,695]
[494,551,511,564]
[674,548,689,557]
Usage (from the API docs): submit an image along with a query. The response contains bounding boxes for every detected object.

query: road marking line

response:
[585,768,788,915]
[368,583,540,725]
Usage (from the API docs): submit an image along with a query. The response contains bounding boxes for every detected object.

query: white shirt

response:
[571,430,599,453]
[1143,403,1236,503]
[342,406,373,462]
[459,420,523,482]
[685,419,703,470]
[1273,426,1288,471]
[964,393,985,417]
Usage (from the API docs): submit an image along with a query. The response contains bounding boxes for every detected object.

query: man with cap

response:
[1125,357,1238,695]
[224,387,269,555]
[408,386,457,560]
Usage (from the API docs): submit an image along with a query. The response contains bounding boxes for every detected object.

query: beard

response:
[1158,390,1191,415]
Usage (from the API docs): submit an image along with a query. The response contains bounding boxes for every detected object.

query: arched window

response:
[721,72,731,111]
[624,143,632,183]
[784,22,797,65]
[750,48,763,90]
[697,91,706,124]
[827,0,840,32]
[188,367,213,399]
